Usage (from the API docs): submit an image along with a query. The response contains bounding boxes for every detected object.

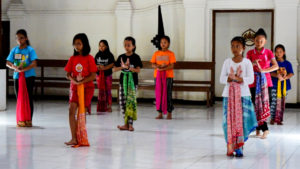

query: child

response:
[220,36,257,157]
[270,44,294,125]
[6,29,38,127]
[246,28,278,139]
[64,33,98,147]
[114,37,143,131]
[150,35,176,120]
[94,40,115,113]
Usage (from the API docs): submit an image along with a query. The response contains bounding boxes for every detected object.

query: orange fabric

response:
[72,84,90,148]
[150,50,176,78]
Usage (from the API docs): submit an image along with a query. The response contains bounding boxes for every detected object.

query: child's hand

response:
[160,63,167,68]
[277,74,284,81]
[129,67,135,72]
[236,65,243,77]
[121,63,128,69]
[99,65,105,70]
[228,67,235,80]
[76,73,84,82]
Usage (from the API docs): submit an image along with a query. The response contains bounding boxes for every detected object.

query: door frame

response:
[212,9,274,99]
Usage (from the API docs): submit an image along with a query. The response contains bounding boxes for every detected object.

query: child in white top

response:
[220,36,257,157]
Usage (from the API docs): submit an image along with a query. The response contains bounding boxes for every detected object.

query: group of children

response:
[220,28,294,157]
[6,28,294,153]
[6,29,176,147]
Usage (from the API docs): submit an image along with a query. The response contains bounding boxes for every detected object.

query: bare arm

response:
[129,67,141,73]
[261,59,279,73]
[6,61,19,71]
[21,60,37,72]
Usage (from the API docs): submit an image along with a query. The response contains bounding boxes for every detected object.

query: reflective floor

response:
[1,99,300,169]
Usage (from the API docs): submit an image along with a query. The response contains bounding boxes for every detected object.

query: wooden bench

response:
[7,59,215,107]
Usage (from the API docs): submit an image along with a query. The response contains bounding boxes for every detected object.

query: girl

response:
[270,44,294,125]
[220,36,257,157]
[114,37,143,131]
[6,29,38,127]
[150,36,176,120]
[94,40,115,113]
[246,28,279,139]
[64,33,98,147]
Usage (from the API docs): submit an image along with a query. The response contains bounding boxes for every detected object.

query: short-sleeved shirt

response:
[94,51,115,76]
[271,60,294,91]
[150,50,176,78]
[246,48,275,88]
[64,55,98,90]
[6,46,38,79]
[115,53,143,86]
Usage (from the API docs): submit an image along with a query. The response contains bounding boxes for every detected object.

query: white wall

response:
[2,0,300,103]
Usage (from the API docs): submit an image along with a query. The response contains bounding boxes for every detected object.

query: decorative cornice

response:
[7,3,26,18]
[183,0,207,8]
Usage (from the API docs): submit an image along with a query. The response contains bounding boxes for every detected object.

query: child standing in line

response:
[114,37,143,132]
[270,44,294,125]
[246,28,279,139]
[150,36,176,120]
[95,40,115,113]
[220,36,257,157]
[6,29,38,127]
[64,33,97,147]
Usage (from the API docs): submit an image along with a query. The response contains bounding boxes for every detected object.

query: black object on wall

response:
[151,5,165,50]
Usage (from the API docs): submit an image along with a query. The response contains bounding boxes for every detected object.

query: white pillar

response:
[115,0,132,56]
[0,70,6,111]
[183,0,207,61]
[274,0,299,103]
[181,0,207,100]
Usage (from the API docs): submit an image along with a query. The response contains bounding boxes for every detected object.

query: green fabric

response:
[122,71,137,124]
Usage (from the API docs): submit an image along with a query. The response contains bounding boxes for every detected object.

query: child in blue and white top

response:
[6,29,38,123]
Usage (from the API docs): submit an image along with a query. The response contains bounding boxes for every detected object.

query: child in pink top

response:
[246,28,279,139]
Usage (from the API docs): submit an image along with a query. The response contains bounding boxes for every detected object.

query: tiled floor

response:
[1,100,300,169]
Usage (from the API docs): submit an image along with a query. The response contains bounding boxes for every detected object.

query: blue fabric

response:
[223,96,258,143]
[6,46,38,79]
[271,60,293,91]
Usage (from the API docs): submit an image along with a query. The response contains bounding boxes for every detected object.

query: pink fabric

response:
[227,82,244,151]
[155,70,167,115]
[16,72,31,124]
[247,48,275,88]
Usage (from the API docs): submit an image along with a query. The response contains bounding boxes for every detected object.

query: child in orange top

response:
[150,36,176,120]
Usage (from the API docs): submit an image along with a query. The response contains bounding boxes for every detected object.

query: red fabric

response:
[69,87,94,107]
[227,82,244,153]
[16,72,31,124]
[97,70,107,112]
[64,55,98,90]
[246,48,275,88]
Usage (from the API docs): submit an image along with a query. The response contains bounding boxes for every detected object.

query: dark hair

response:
[99,40,111,53]
[274,44,286,60]
[160,35,170,44]
[73,33,91,56]
[124,36,136,52]
[231,36,246,47]
[16,29,30,45]
[254,28,267,39]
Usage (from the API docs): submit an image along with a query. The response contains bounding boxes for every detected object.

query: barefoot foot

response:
[261,130,269,139]
[128,125,134,132]
[155,113,163,119]
[117,125,129,130]
[65,139,77,145]
[166,113,172,120]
